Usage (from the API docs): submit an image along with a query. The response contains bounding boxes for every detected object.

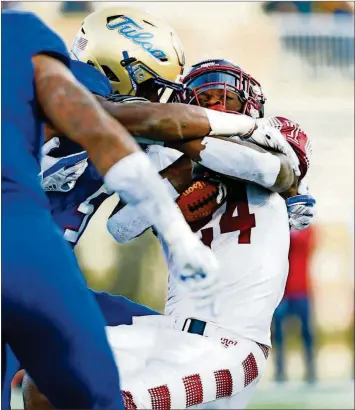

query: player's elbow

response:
[271,155,295,193]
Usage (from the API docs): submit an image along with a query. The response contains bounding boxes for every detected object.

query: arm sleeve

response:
[107,146,182,243]
[198,136,281,188]
[107,203,152,243]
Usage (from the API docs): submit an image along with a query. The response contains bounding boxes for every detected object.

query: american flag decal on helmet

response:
[75,36,88,51]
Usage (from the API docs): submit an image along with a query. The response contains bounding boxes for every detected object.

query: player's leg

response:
[22,374,260,410]
[2,206,123,409]
[297,296,316,382]
[110,325,269,409]
[272,299,288,382]
[21,324,270,410]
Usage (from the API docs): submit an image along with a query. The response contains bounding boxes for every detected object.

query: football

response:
[176,179,227,223]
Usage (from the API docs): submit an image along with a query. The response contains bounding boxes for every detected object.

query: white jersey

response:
[146,145,290,347]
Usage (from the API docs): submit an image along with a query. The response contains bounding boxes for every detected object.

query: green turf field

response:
[11,380,354,409]
[247,380,354,409]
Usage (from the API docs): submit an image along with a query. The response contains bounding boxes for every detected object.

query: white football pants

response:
[106,315,270,409]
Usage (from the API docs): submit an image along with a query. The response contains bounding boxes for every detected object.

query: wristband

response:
[204,108,256,137]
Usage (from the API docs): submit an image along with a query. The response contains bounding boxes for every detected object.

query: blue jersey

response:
[2,11,70,205]
[47,60,113,247]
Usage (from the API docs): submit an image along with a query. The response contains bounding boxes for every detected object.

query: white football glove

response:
[169,232,220,312]
[109,203,221,312]
[42,136,60,156]
[244,123,301,177]
[286,180,316,230]
[40,138,89,192]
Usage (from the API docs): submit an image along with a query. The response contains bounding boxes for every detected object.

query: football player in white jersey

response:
[22,34,315,410]
[96,60,314,409]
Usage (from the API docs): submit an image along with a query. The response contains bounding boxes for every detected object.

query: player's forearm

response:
[99,101,256,142]
[280,172,299,199]
[100,101,210,141]
[33,55,140,176]
[170,137,295,193]
[271,152,296,193]
[159,155,194,193]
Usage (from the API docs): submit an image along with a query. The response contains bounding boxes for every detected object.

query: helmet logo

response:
[107,16,167,62]
[199,62,218,68]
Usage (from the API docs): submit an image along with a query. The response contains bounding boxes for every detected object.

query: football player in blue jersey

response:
[2,10,131,409]
[6,59,163,410]
[4,8,270,409]
[2,9,231,410]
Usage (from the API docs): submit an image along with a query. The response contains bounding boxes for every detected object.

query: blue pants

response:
[2,203,123,409]
[92,291,160,326]
[273,296,315,381]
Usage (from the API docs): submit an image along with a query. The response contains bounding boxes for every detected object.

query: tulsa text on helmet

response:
[107,16,167,61]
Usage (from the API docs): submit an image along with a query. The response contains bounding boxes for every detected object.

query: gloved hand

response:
[286,180,316,230]
[244,123,301,177]
[40,138,88,192]
[169,230,220,312]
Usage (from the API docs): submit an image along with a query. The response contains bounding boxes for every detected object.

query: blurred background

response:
[4,1,354,408]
